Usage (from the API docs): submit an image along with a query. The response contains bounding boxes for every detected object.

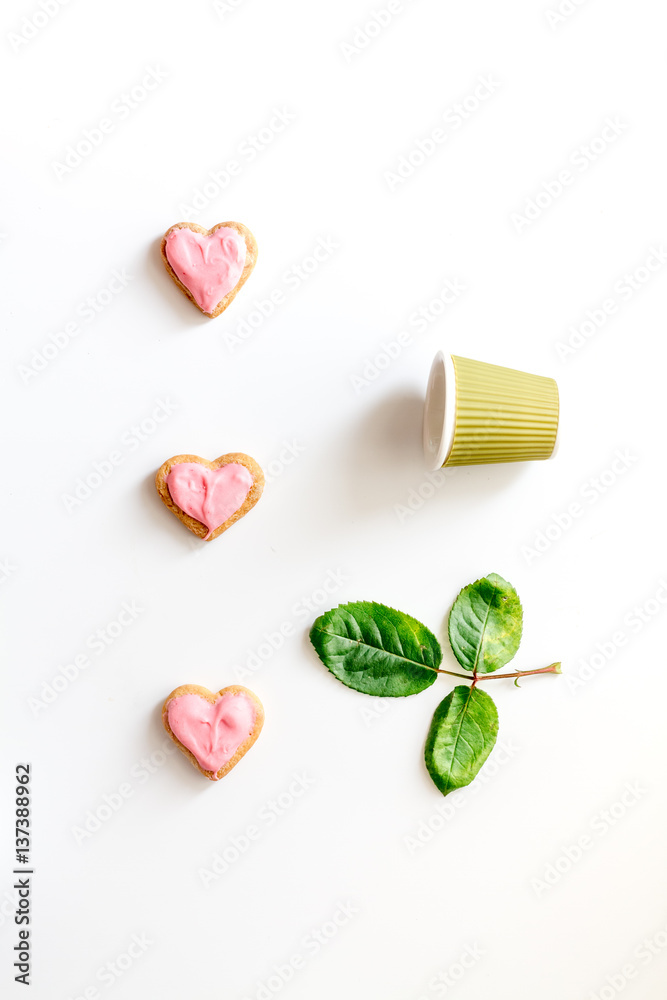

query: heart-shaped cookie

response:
[162,684,264,781]
[160,221,258,317]
[155,453,264,540]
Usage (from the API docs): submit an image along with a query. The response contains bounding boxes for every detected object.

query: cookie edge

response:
[160,221,258,318]
[155,452,265,540]
[162,684,265,782]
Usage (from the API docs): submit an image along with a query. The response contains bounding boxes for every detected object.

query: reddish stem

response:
[432,662,561,681]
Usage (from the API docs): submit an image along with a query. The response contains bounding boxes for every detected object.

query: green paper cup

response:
[423,352,559,470]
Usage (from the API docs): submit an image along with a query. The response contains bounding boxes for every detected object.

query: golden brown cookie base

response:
[160,221,258,318]
[155,452,264,540]
[162,684,265,781]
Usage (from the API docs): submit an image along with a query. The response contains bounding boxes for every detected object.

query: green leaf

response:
[309,601,440,697]
[448,573,523,674]
[424,686,499,796]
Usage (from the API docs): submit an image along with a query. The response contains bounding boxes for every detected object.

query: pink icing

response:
[167,692,257,773]
[167,462,253,539]
[164,226,246,314]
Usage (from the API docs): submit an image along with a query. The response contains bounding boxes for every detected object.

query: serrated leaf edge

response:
[447,572,521,674]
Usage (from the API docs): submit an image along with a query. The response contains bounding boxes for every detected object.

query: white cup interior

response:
[423,352,456,470]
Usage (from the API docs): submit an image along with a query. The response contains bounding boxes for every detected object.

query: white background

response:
[2,1,667,998]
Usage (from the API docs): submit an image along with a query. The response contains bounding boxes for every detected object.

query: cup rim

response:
[423,351,457,470]
[423,351,560,468]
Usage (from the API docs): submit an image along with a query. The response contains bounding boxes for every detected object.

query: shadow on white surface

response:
[337,388,529,518]
[145,233,211,328]
[149,698,214,794]
[138,468,201,552]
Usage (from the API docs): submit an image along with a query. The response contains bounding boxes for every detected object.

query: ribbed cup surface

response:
[444,355,559,467]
